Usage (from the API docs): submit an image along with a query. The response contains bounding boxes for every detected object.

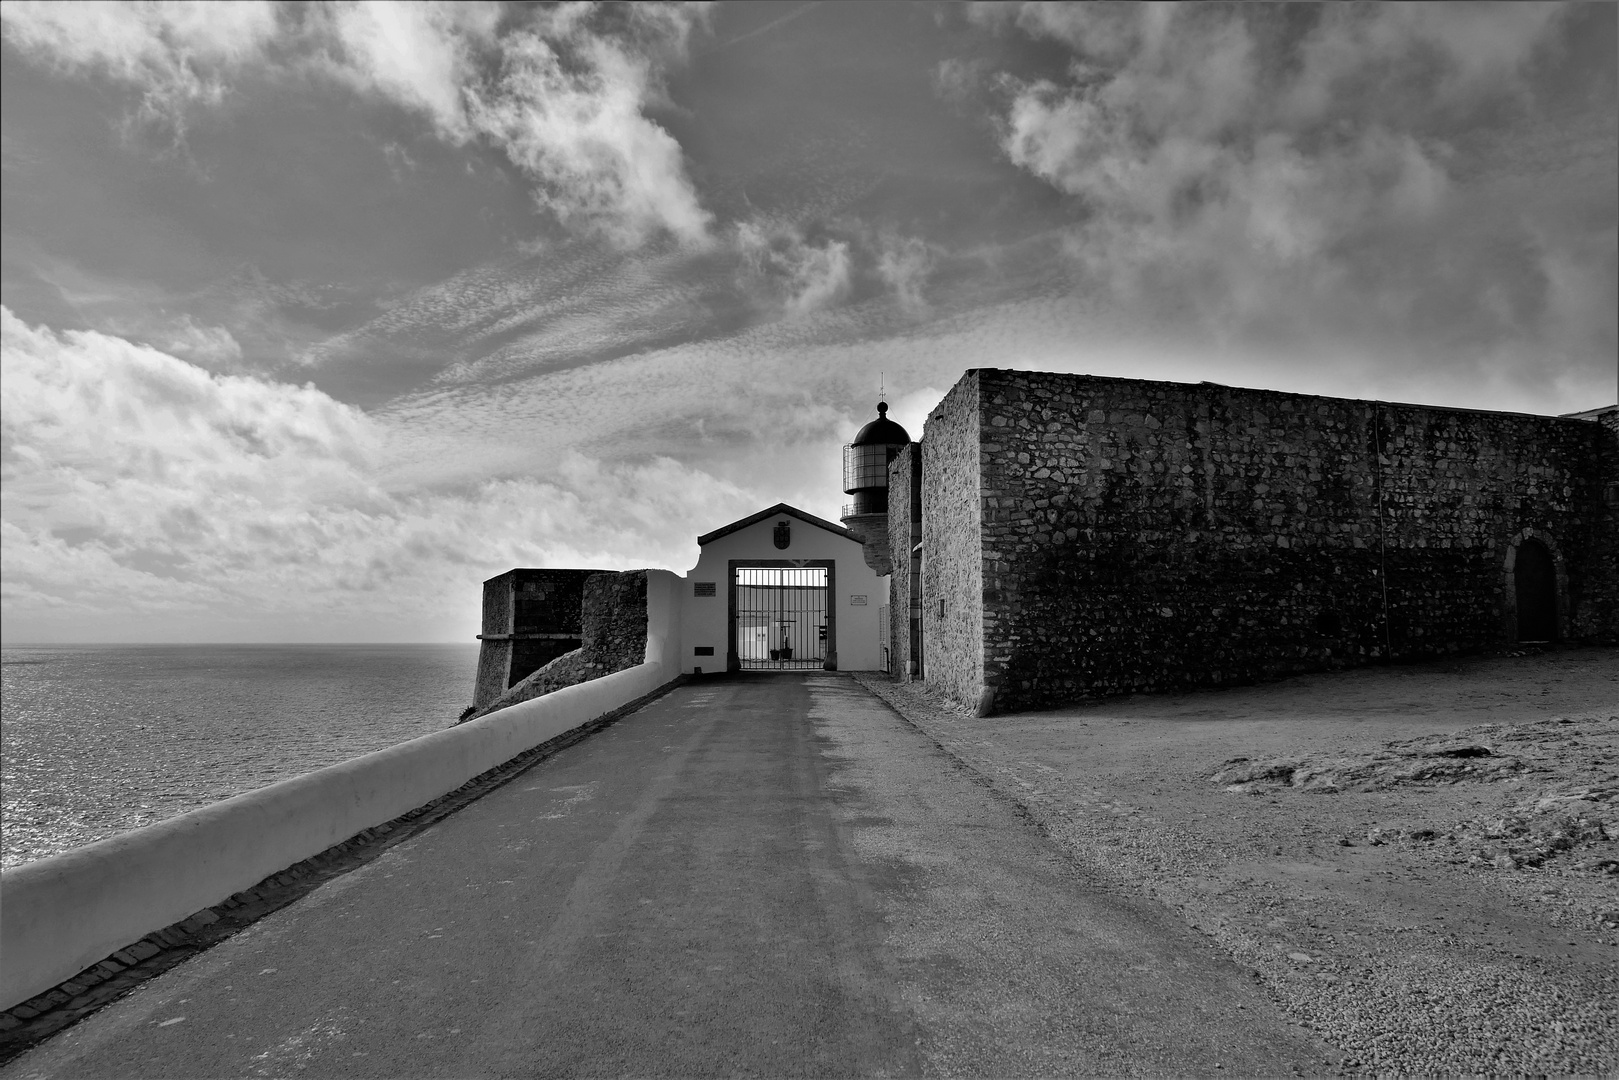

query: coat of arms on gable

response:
[773,521,791,549]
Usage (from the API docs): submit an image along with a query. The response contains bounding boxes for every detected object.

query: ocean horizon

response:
[1,642,481,869]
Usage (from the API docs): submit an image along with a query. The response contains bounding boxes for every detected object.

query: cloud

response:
[468,11,714,247]
[1281,2,1565,123]
[1,1,714,247]
[141,313,246,369]
[0,307,754,641]
[976,1,1610,363]
[874,234,936,313]
[0,0,279,123]
[319,1,716,247]
[318,0,716,246]
[730,220,947,318]
[320,0,499,140]
[732,220,852,315]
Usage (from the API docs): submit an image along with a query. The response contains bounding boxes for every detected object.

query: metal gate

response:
[733,566,829,670]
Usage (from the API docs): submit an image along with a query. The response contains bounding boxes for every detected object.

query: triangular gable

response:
[697,502,862,546]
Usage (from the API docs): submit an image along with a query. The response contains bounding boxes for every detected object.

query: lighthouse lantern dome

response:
[841,401,912,520]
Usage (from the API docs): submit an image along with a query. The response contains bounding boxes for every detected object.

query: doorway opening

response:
[731,563,833,671]
[1513,538,1558,642]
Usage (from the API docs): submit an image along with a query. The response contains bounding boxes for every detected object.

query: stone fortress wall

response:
[1584,407,1619,642]
[911,369,1617,715]
[473,569,604,709]
[887,443,923,683]
[471,570,652,718]
[917,373,987,709]
[582,570,653,672]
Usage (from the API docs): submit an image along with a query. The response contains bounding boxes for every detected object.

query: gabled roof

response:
[697,502,862,546]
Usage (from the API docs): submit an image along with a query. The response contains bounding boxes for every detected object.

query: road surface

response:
[3,673,1333,1077]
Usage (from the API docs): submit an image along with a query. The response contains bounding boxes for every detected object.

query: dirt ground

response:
[854,647,1619,1076]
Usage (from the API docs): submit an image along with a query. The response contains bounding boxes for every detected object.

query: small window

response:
[693,581,717,597]
[1314,609,1343,636]
[694,646,715,656]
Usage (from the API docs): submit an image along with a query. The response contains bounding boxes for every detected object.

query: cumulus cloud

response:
[1280,2,1565,123]
[321,1,716,245]
[319,0,499,140]
[0,307,752,641]
[0,0,714,246]
[974,1,1605,359]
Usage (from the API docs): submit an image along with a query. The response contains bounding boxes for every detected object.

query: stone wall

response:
[920,373,986,709]
[963,370,1611,714]
[472,569,605,709]
[887,443,923,679]
[1574,407,1619,644]
[842,512,893,576]
[582,569,650,673]
[470,570,650,719]
[473,649,591,717]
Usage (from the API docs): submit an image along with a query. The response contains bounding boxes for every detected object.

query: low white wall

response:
[1,570,685,1012]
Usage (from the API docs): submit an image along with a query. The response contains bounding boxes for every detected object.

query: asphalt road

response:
[3,674,1335,1077]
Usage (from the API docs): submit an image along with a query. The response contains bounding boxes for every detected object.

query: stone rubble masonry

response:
[470,570,650,719]
[581,569,651,674]
[842,512,894,576]
[925,369,1616,715]
[473,569,607,709]
[886,442,923,681]
[475,650,592,717]
[1579,407,1619,642]
[920,373,986,710]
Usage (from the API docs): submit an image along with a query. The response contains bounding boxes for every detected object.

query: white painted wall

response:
[678,513,888,672]
[0,571,684,1011]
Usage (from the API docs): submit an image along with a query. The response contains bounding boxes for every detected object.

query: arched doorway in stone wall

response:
[1513,538,1558,642]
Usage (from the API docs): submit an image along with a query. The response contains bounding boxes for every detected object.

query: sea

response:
[0,643,481,870]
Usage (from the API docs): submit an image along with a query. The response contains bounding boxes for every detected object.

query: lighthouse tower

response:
[840,400,911,574]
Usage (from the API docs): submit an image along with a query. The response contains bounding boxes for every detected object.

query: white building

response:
[679,503,887,674]
[473,403,907,708]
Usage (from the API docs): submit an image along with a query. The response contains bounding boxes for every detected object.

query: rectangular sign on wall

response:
[850,595,868,605]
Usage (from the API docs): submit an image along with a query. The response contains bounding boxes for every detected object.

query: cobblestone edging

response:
[0,675,687,1066]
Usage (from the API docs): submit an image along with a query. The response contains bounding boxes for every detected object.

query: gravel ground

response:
[853,648,1619,1076]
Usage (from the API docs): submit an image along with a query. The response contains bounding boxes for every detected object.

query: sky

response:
[1,1,1615,643]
